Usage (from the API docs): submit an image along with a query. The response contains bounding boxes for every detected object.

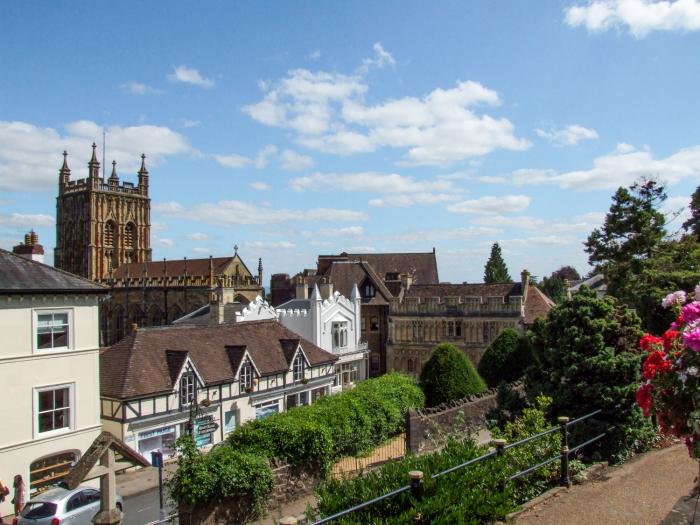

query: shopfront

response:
[137,426,177,461]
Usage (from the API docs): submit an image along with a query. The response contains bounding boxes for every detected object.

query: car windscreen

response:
[21,501,58,519]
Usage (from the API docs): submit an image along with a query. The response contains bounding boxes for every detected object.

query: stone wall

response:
[178,463,322,525]
[406,383,524,454]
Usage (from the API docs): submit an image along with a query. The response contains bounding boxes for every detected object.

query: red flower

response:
[640,334,664,352]
[643,350,671,380]
[662,329,681,353]
[636,383,654,417]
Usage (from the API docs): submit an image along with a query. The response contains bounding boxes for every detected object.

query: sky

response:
[1,0,699,284]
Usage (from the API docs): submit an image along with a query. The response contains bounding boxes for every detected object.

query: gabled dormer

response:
[226,345,262,393]
[166,350,205,408]
[280,339,311,383]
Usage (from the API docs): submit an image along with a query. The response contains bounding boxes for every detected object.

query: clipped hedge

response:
[478,328,534,388]
[420,343,487,407]
[228,372,425,470]
[315,396,563,525]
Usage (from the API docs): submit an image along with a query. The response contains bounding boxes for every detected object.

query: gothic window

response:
[362,280,376,298]
[105,221,115,248]
[407,358,416,374]
[124,223,136,249]
[447,321,454,337]
[293,352,305,381]
[455,322,462,338]
[332,322,348,350]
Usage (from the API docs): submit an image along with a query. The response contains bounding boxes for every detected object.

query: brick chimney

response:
[521,269,530,302]
[13,230,45,263]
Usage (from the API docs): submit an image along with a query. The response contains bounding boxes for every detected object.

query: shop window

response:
[255,400,279,419]
[30,451,80,494]
[180,372,195,406]
[224,410,237,433]
[36,384,72,435]
[293,352,305,381]
[35,311,70,351]
[370,316,379,332]
[138,426,176,460]
[299,390,309,406]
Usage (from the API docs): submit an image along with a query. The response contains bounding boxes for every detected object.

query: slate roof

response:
[0,248,106,294]
[318,251,439,285]
[404,282,555,325]
[277,298,312,310]
[322,260,393,304]
[172,302,246,325]
[112,256,232,278]
[100,319,337,400]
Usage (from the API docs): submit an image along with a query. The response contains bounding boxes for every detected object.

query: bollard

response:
[558,416,571,487]
[279,517,298,525]
[491,439,507,492]
[409,470,424,501]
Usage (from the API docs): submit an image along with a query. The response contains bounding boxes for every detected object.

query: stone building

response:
[387,270,555,377]
[55,145,151,281]
[51,146,264,345]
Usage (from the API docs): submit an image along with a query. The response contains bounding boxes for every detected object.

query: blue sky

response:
[1,0,699,283]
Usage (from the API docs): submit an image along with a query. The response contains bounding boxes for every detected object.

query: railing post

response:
[409,470,424,501]
[491,438,507,492]
[558,416,571,487]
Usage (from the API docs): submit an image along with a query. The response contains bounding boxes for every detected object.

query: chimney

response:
[521,269,531,302]
[209,284,225,325]
[295,278,308,300]
[319,277,333,300]
[13,231,45,263]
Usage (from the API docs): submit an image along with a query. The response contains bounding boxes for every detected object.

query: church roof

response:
[112,256,233,278]
[100,319,337,400]
[0,248,106,294]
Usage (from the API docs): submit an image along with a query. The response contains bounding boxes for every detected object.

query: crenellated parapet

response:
[390,294,524,316]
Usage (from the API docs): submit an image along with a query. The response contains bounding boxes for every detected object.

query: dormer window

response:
[240,359,253,391]
[363,282,376,298]
[332,322,348,350]
[180,372,195,406]
[293,352,305,382]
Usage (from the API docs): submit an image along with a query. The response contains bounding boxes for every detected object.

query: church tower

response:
[55,144,152,281]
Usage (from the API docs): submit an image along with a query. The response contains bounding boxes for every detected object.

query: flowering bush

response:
[637,284,700,458]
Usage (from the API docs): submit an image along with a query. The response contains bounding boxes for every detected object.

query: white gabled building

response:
[0,248,106,518]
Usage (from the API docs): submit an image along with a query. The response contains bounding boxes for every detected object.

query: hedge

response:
[477,328,534,388]
[420,343,486,406]
[228,372,425,470]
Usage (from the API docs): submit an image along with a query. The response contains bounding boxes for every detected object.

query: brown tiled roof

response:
[100,319,337,400]
[113,256,232,278]
[523,286,556,325]
[0,248,106,294]
[342,252,439,285]
[323,261,393,304]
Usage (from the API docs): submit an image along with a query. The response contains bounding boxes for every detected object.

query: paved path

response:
[513,444,698,525]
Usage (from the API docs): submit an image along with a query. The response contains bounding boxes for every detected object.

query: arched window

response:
[407,358,415,373]
[105,221,115,248]
[124,223,136,250]
[332,322,348,350]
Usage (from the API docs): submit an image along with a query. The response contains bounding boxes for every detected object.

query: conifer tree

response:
[682,184,700,240]
[483,242,512,284]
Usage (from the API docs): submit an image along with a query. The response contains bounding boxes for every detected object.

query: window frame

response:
[34,383,74,438]
[332,322,348,350]
[179,371,196,407]
[293,352,305,382]
[239,359,253,391]
[33,309,73,353]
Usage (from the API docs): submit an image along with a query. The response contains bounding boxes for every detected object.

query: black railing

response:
[300,409,605,525]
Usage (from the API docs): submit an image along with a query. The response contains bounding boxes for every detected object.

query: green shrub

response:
[168,435,273,518]
[315,396,563,524]
[420,343,486,407]
[228,372,424,469]
[478,328,533,388]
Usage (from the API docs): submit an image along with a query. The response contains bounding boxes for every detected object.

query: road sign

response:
[197,422,219,435]
[151,451,163,468]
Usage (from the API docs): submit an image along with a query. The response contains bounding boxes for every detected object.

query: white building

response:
[276,282,369,392]
[0,248,106,518]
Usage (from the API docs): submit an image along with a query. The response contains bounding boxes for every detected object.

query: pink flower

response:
[682,302,700,325]
[683,328,700,352]
[662,291,687,308]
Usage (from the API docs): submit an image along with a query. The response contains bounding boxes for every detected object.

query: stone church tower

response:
[55,144,152,280]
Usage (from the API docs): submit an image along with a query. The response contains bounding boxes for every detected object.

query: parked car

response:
[13,486,123,525]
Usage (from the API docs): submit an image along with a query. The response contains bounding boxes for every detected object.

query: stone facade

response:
[55,145,151,281]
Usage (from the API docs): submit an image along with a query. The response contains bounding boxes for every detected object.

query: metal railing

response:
[292,409,605,525]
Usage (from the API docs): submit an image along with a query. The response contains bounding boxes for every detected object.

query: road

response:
[122,487,176,525]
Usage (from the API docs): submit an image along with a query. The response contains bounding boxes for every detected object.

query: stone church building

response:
[54,145,263,345]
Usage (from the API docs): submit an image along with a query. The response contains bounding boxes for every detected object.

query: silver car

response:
[14,486,123,525]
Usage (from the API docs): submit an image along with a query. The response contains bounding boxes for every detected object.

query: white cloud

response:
[120,82,161,95]
[565,0,700,37]
[471,212,605,235]
[357,42,396,74]
[192,247,211,254]
[535,124,599,146]
[664,194,693,229]
[387,226,501,245]
[447,195,532,214]
[0,120,192,192]
[152,221,168,232]
[510,235,578,246]
[255,145,278,169]
[153,201,185,214]
[213,153,252,168]
[249,181,271,191]
[512,143,700,190]
[157,238,174,247]
[243,46,527,166]
[280,149,315,171]
[302,226,364,237]
[156,200,367,226]
[186,232,208,241]
[181,119,201,128]
[290,172,455,193]
[243,240,297,250]
[369,193,460,207]
[0,213,55,227]
[168,66,215,88]
[309,49,321,60]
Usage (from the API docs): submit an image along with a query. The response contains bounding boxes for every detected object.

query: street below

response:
[122,487,176,525]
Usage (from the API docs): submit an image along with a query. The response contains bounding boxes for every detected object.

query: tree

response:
[683,184,700,240]
[420,343,486,406]
[526,288,655,462]
[483,242,512,284]
[537,266,581,304]
[552,265,580,281]
[477,328,533,387]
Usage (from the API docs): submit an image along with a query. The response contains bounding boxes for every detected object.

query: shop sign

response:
[138,426,175,441]
[197,421,219,435]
